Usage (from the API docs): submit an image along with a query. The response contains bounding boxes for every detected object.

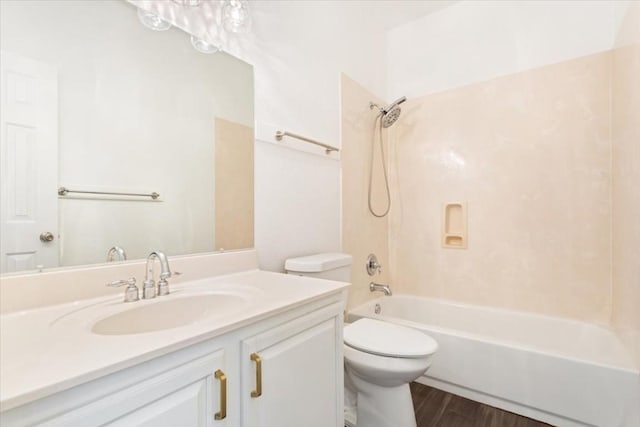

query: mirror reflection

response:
[0,0,254,274]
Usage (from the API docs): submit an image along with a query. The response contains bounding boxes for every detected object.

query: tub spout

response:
[369,282,392,296]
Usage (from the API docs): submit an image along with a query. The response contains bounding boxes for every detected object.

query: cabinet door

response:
[42,350,228,427]
[242,304,343,427]
[106,378,209,427]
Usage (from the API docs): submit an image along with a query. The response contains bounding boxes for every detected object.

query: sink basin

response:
[92,294,248,335]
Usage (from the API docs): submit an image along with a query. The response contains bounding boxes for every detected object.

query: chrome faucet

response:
[107,246,127,262]
[143,251,172,299]
[369,282,392,296]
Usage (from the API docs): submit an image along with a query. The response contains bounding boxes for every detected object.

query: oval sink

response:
[92,294,248,335]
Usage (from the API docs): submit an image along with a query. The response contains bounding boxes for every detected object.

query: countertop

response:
[0,269,348,411]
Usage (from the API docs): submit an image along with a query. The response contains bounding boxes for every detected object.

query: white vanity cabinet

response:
[1,348,229,427]
[0,297,344,427]
[241,303,343,427]
[103,350,227,427]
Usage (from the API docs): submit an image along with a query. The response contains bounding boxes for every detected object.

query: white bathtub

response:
[348,295,640,427]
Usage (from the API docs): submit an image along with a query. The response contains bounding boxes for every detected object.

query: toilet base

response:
[348,374,417,427]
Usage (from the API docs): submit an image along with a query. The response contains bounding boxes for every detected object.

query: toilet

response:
[343,318,438,427]
[285,253,439,427]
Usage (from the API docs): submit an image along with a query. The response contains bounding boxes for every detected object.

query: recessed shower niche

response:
[442,202,467,249]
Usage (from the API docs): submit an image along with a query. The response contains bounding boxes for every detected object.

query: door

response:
[242,304,343,427]
[0,50,59,273]
[39,350,228,427]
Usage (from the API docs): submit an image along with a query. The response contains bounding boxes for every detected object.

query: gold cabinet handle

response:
[250,353,262,398]
[214,370,227,420]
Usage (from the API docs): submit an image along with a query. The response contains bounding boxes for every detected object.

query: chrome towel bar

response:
[275,130,339,154]
[58,187,160,200]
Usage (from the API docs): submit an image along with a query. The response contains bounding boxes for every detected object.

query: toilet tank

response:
[284,253,352,282]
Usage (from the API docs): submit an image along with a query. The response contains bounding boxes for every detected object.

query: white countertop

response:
[0,269,348,411]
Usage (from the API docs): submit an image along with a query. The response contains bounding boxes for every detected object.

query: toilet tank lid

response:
[284,253,352,273]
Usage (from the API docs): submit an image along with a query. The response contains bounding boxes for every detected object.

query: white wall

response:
[197,0,633,272]
[134,0,407,271]
[8,0,631,273]
[233,2,388,271]
[387,0,624,98]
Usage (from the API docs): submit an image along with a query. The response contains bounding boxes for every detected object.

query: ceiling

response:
[320,0,459,30]
[131,0,459,40]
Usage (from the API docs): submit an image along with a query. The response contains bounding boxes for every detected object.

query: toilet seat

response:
[344,318,438,358]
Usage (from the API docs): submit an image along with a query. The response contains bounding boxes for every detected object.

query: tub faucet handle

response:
[366,253,382,276]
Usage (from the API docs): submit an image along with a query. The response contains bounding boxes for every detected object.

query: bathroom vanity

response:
[0,250,348,426]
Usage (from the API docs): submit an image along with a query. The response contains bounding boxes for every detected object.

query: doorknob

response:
[40,232,55,242]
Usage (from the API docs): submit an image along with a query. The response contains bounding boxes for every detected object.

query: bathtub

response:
[348,295,640,427]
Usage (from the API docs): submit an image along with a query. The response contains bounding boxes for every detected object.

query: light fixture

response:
[136,0,252,54]
[221,0,251,34]
[190,35,220,54]
[137,8,172,31]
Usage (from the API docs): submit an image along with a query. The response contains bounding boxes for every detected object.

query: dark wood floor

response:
[411,383,553,427]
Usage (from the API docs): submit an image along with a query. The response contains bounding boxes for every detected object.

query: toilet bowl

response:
[282,253,438,427]
[343,318,438,427]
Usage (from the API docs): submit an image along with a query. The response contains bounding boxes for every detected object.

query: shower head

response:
[381,106,401,128]
[382,96,406,114]
[370,96,406,128]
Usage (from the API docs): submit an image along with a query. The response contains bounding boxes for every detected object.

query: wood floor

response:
[410,383,553,427]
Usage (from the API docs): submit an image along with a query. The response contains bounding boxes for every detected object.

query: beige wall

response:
[215,118,254,251]
[341,74,392,309]
[612,3,640,368]
[339,2,639,368]
[388,51,613,323]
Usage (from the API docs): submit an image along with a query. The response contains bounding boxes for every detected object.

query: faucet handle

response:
[107,277,139,303]
[157,278,169,296]
[157,271,182,296]
[107,277,136,287]
[366,254,382,276]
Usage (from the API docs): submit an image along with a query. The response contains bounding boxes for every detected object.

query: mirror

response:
[0,0,254,274]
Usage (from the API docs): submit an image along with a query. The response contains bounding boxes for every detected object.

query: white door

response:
[105,377,212,427]
[29,350,228,427]
[0,50,58,273]
[242,307,342,427]
[96,351,228,427]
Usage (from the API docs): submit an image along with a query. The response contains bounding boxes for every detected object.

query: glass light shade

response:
[221,0,251,34]
[190,35,220,54]
[137,9,172,31]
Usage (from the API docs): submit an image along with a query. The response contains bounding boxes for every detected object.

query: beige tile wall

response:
[612,3,640,368]
[340,4,639,368]
[388,52,613,323]
[215,118,254,251]
[341,74,392,309]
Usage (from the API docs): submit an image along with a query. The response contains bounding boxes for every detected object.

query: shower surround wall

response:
[612,2,640,368]
[387,1,640,332]
[379,1,639,366]
[341,75,391,309]
[390,51,612,323]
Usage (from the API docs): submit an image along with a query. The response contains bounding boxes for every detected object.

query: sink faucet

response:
[107,246,127,262]
[369,282,392,296]
[143,251,172,299]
